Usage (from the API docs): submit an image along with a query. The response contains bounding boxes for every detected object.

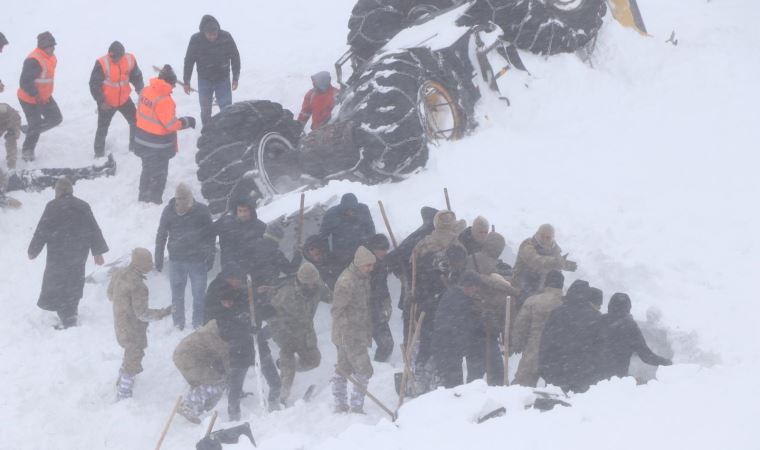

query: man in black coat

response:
[538,280,601,393]
[365,234,394,362]
[155,183,215,330]
[28,178,109,328]
[214,196,266,274]
[183,15,241,126]
[432,271,487,388]
[249,222,302,291]
[592,293,672,382]
[318,193,375,271]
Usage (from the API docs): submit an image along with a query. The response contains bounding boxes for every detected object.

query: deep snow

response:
[1,0,759,449]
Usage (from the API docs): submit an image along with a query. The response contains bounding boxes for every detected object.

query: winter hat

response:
[0,32,8,47]
[472,216,490,237]
[199,15,221,33]
[297,262,321,285]
[608,293,632,317]
[564,279,590,304]
[483,232,506,258]
[311,71,332,92]
[54,177,73,198]
[588,287,603,309]
[545,270,564,289]
[174,183,194,214]
[130,247,154,274]
[340,193,359,209]
[353,246,376,267]
[158,64,177,86]
[265,222,285,242]
[433,210,457,232]
[366,233,390,251]
[37,31,56,49]
[108,41,125,59]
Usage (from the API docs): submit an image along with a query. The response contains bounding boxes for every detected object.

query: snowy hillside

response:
[1,0,759,449]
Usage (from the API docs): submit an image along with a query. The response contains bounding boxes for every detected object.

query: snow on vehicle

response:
[196,0,648,214]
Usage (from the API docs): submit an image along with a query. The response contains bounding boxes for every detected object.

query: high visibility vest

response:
[98,53,135,107]
[17,48,57,104]
[136,78,181,137]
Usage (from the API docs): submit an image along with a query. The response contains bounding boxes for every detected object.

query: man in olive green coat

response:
[511,270,565,387]
[108,247,172,400]
[174,319,231,423]
[270,262,331,403]
[331,246,375,413]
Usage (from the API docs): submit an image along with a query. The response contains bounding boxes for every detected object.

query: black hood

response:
[564,279,590,305]
[608,293,632,317]
[199,15,221,33]
[228,195,258,220]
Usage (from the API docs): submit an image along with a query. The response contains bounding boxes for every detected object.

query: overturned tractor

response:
[196,0,648,214]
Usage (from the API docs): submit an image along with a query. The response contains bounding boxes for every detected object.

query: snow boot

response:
[115,370,135,401]
[201,383,226,412]
[331,373,348,414]
[349,373,369,414]
[178,387,204,424]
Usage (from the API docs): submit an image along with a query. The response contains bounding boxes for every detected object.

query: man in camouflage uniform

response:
[108,247,172,400]
[269,262,331,403]
[331,246,376,413]
[0,103,22,169]
[174,319,231,423]
[512,224,577,309]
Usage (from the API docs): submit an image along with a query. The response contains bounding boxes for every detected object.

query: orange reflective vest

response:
[98,53,135,107]
[136,77,182,136]
[17,48,57,104]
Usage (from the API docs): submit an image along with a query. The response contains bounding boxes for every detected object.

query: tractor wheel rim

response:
[257,132,299,196]
[417,80,462,143]
[551,0,585,12]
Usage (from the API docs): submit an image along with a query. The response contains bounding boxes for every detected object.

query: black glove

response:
[180,116,196,129]
[155,257,163,272]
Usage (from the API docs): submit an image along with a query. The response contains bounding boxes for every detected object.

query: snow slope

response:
[1,0,759,449]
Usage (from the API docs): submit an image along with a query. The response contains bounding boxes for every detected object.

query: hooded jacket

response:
[512,230,565,300]
[318,193,375,267]
[183,15,241,84]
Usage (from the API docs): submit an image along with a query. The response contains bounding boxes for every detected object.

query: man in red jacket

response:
[297,71,338,131]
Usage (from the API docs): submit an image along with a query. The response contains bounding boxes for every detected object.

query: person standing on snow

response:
[28,177,109,329]
[89,41,144,158]
[297,71,338,131]
[183,15,241,127]
[133,64,195,204]
[331,246,376,414]
[17,32,63,162]
[318,193,375,271]
[108,247,172,400]
[155,183,215,330]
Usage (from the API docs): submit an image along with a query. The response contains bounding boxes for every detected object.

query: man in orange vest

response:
[17,31,63,162]
[89,41,144,158]
[134,65,195,204]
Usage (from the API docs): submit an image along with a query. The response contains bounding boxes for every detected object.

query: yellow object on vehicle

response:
[608,0,649,36]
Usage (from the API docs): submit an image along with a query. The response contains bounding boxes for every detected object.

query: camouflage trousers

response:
[121,346,145,376]
[278,340,321,402]
[331,372,369,410]
[116,369,136,401]
[0,104,21,169]
[181,383,226,420]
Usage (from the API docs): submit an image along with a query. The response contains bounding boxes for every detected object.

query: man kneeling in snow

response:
[108,248,172,400]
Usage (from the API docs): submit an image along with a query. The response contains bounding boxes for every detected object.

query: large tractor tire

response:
[347,0,407,65]
[195,100,303,214]
[461,0,607,55]
[337,42,478,181]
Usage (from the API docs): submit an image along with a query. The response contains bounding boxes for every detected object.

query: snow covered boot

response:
[201,383,226,412]
[178,386,205,424]
[115,370,135,401]
[331,374,349,413]
[349,373,369,414]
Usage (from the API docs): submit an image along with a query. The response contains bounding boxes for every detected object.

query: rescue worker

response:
[89,41,144,157]
[318,193,375,271]
[297,71,339,131]
[28,177,109,329]
[17,32,63,162]
[108,248,172,400]
[511,270,565,387]
[0,102,22,169]
[331,246,376,414]
[183,15,241,127]
[269,262,331,403]
[459,216,490,255]
[513,224,577,309]
[133,64,195,204]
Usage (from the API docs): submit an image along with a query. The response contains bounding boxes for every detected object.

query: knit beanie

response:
[37,31,56,49]
[158,64,177,86]
[297,262,321,285]
[353,246,376,267]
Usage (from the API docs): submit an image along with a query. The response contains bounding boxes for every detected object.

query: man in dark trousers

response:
[155,183,215,330]
[592,293,672,383]
[214,196,266,274]
[319,193,375,271]
[538,280,601,393]
[183,15,241,127]
[432,271,487,388]
[28,177,109,329]
[89,41,144,157]
[17,32,63,162]
[365,234,394,362]
[133,64,195,204]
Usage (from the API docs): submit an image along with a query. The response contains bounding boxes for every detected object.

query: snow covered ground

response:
[1,0,759,448]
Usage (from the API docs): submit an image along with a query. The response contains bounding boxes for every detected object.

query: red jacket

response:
[298,85,338,131]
